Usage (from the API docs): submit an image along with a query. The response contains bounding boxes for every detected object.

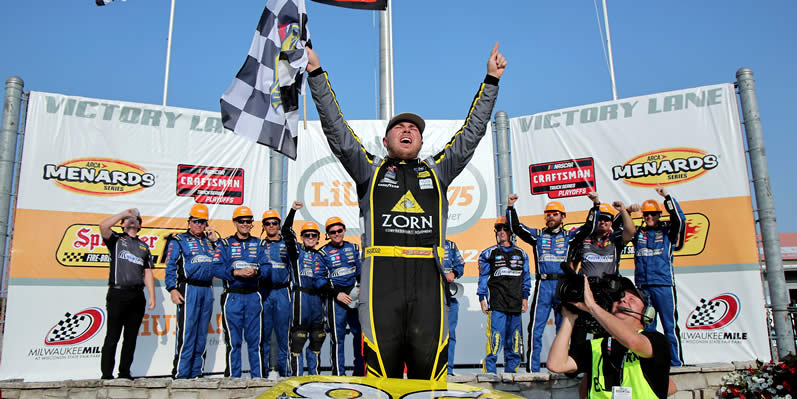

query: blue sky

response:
[2,1,795,232]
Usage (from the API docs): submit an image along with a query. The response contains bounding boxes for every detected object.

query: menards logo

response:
[43,158,155,196]
[612,148,718,187]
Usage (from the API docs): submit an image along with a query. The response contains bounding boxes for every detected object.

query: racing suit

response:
[319,240,364,376]
[164,232,217,379]
[478,244,530,373]
[260,237,292,377]
[507,204,598,372]
[214,235,271,378]
[443,240,465,375]
[308,67,498,381]
[632,194,685,367]
[283,209,327,376]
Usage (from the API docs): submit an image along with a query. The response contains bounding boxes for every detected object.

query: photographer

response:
[547,275,671,398]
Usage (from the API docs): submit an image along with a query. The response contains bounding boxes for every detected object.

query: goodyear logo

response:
[57,224,182,268]
[564,212,709,258]
[612,148,718,187]
[43,158,155,196]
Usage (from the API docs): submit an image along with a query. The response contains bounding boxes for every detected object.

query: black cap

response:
[619,276,648,305]
[386,113,425,135]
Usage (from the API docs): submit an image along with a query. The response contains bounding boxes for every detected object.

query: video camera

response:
[555,263,626,335]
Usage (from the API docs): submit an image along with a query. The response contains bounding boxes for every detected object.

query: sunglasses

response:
[495,225,511,232]
[235,219,254,225]
[263,220,280,226]
[190,219,208,225]
[327,228,345,235]
[302,232,319,238]
[598,217,613,223]
[643,212,660,217]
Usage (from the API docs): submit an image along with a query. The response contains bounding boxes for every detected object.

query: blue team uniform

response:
[214,235,272,377]
[507,204,598,372]
[478,244,531,374]
[282,209,327,376]
[319,240,364,376]
[632,194,686,367]
[260,238,292,377]
[443,240,465,375]
[165,232,217,379]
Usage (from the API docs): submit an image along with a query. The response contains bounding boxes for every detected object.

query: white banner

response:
[507,83,769,364]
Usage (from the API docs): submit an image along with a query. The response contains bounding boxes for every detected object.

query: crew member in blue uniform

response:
[319,216,364,376]
[259,209,292,377]
[214,206,272,378]
[506,192,599,372]
[164,204,219,379]
[631,187,686,367]
[478,217,531,374]
[443,240,465,376]
[283,201,327,376]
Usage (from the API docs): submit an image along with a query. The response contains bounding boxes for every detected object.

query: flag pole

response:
[162,0,176,106]
[378,0,394,120]
[602,0,618,100]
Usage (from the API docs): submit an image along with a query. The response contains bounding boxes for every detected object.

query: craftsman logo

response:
[686,293,740,330]
[44,308,104,346]
[177,164,244,205]
[612,148,718,187]
[529,158,595,199]
[43,158,155,196]
[391,191,425,213]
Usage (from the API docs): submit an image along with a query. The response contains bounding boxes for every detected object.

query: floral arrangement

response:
[719,354,796,398]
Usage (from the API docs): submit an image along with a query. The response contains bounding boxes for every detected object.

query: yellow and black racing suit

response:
[308,68,498,380]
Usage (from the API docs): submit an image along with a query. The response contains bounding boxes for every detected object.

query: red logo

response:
[685,293,740,330]
[529,158,595,199]
[44,307,105,346]
[177,164,244,205]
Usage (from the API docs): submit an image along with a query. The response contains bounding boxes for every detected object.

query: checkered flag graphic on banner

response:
[46,312,89,344]
[220,0,310,160]
[687,298,724,328]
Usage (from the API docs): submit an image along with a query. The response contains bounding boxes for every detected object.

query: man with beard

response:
[99,208,156,380]
[305,43,506,381]
[259,209,292,377]
[505,192,600,372]
[630,187,686,367]
[478,217,530,374]
[165,204,219,379]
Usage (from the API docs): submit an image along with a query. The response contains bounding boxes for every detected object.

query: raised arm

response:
[659,188,686,250]
[99,208,138,240]
[506,194,538,246]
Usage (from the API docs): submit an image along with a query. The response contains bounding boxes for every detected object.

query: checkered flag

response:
[687,298,723,328]
[220,0,310,160]
[46,312,89,344]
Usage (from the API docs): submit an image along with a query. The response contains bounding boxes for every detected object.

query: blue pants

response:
[262,287,291,377]
[447,298,459,375]
[221,291,264,377]
[289,292,325,376]
[483,310,522,373]
[172,284,213,378]
[528,279,562,372]
[641,285,683,367]
[327,296,364,376]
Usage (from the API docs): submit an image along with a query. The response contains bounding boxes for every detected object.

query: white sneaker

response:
[268,370,279,380]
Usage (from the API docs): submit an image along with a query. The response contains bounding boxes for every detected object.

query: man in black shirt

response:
[99,208,156,380]
[547,276,670,398]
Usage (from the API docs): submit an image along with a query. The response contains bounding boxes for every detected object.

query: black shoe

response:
[101,375,114,380]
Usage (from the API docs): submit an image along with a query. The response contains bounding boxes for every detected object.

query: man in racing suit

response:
[259,209,292,377]
[506,192,600,372]
[283,201,327,376]
[631,187,685,367]
[214,206,271,378]
[478,218,530,374]
[443,240,465,376]
[319,216,364,376]
[305,43,506,381]
[164,204,220,379]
